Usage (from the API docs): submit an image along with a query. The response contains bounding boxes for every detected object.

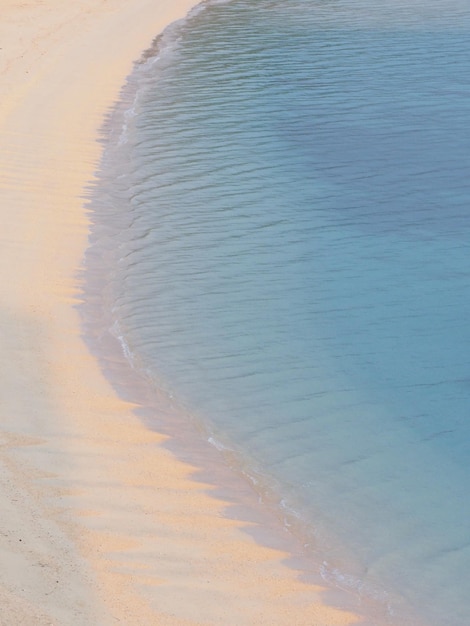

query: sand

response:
[0,1,362,624]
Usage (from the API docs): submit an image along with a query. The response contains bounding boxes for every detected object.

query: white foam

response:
[207,435,231,451]
[110,319,136,369]
[118,100,138,146]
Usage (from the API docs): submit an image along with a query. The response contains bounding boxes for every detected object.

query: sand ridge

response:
[0,1,362,623]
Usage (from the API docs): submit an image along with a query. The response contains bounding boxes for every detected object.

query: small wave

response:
[118,99,138,146]
[109,319,136,369]
[207,435,232,452]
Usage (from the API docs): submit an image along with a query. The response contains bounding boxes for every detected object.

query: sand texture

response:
[0,1,362,624]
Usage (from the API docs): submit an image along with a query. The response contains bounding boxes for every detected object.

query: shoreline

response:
[0,1,362,623]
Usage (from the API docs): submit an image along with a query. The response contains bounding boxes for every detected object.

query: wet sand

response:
[0,1,361,623]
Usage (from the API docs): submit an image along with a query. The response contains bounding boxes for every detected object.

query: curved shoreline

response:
[0,2,361,623]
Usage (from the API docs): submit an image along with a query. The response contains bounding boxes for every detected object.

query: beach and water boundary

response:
[0,1,367,624]
[84,1,470,625]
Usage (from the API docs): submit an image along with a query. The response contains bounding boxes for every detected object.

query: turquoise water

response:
[85,1,470,624]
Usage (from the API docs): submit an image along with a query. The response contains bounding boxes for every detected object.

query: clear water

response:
[86,1,470,624]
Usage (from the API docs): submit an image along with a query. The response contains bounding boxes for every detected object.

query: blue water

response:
[86,1,470,624]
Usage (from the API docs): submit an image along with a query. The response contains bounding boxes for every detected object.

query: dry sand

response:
[0,1,362,624]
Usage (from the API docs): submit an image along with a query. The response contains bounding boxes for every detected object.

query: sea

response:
[83,1,470,624]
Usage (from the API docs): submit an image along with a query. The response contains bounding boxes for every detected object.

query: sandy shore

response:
[0,1,362,624]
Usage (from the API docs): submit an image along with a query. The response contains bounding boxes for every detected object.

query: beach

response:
[0,1,362,623]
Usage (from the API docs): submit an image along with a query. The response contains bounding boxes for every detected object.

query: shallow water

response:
[85,1,470,623]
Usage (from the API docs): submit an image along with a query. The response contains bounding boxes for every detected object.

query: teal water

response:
[85,1,470,624]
